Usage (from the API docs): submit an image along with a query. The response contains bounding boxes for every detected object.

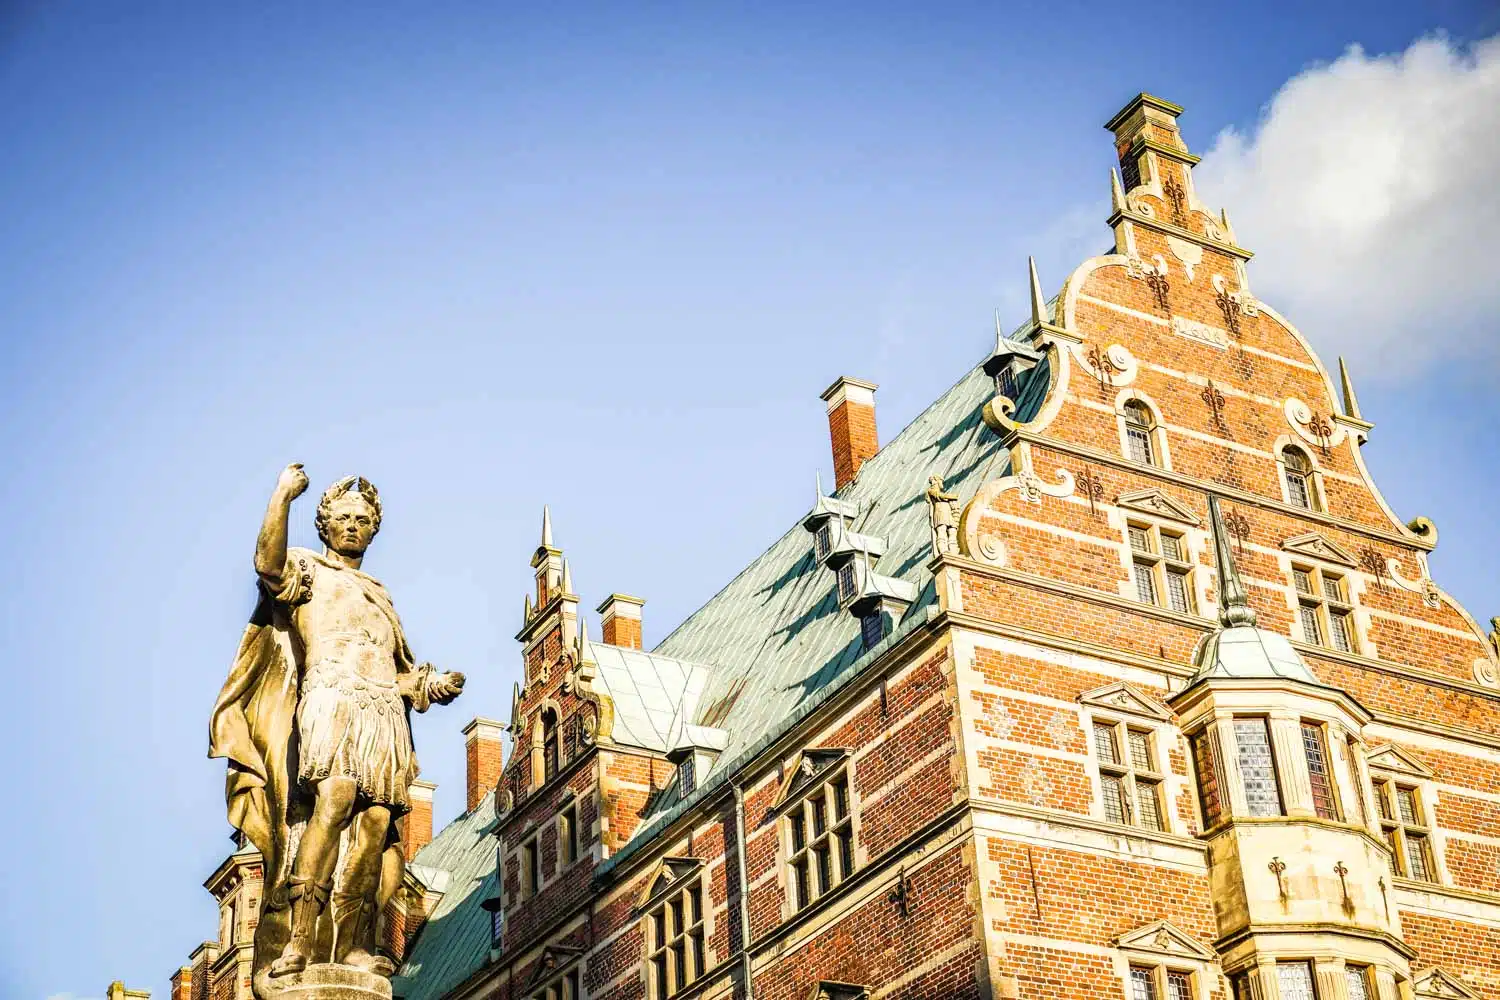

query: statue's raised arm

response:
[254,463,309,591]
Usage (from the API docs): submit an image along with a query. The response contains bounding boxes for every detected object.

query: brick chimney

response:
[463,718,505,813]
[169,968,192,1000]
[401,779,436,861]
[597,594,645,649]
[820,377,879,490]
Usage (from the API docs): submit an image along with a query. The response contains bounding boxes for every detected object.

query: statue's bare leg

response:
[333,804,395,975]
[270,777,358,977]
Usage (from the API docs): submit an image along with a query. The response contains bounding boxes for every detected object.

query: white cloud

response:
[1193,33,1500,380]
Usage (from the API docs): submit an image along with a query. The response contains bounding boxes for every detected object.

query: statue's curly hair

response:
[315,475,382,546]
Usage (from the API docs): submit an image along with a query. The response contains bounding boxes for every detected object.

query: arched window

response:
[1123,401,1157,466]
[1282,447,1315,510]
[542,709,559,782]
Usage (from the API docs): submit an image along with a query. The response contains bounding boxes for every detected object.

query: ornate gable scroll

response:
[522,943,586,992]
[635,856,706,910]
[1116,488,1202,526]
[1115,920,1216,962]
[1079,682,1174,722]
[771,748,851,816]
[1365,744,1434,780]
[1281,532,1358,568]
[1413,968,1479,998]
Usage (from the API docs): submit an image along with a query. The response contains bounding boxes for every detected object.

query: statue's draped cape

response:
[208,548,420,976]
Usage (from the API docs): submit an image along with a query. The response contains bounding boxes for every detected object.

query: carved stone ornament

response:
[1281,532,1358,568]
[925,475,961,556]
[1114,920,1216,961]
[1386,558,1442,608]
[1068,341,1139,388]
[1165,235,1202,281]
[1413,967,1480,999]
[959,446,1076,563]
[1285,397,1347,451]
[1210,273,1258,317]
[1170,315,1229,350]
[1116,488,1202,526]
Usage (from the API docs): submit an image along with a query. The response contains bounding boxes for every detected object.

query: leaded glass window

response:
[1234,718,1284,817]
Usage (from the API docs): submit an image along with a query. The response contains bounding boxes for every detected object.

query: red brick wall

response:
[827,398,878,490]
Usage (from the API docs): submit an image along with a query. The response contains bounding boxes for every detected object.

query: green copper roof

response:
[394,792,497,1000]
[394,324,1052,995]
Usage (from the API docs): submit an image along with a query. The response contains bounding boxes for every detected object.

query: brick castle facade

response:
[174,94,1500,1000]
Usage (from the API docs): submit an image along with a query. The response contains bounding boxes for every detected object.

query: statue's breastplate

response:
[298,572,398,683]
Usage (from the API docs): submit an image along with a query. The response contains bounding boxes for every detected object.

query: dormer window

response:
[860,611,885,649]
[996,365,1019,401]
[678,755,696,798]
[837,563,858,604]
[814,522,832,561]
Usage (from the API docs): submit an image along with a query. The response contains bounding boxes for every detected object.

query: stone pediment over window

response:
[1116,488,1202,526]
[1281,531,1358,567]
[1365,743,1434,779]
[771,748,851,815]
[1079,682,1174,722]
[1115,920,1215,961]
[810,982,869,1000]
[636,856,706,909]
[522,943,585,991]
[1413,967,1479,998]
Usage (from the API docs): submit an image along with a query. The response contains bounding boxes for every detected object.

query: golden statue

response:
[210,465,464,990]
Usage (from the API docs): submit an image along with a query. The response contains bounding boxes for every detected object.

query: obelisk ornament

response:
[210,465,465,992]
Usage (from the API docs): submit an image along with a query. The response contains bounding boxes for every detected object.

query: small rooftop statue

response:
[210,464,466,996]
[926,474,960,556]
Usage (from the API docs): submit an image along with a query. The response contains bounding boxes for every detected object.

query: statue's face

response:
[324,496,378,557]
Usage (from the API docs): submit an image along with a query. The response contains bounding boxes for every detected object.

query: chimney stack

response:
[820,377,879,491]
[169,969,192,1000]
[401,779,436,861]
[463,718,505,813]
[597,594,646,649]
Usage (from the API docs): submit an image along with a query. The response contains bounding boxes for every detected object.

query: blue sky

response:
[2,4,1497,998]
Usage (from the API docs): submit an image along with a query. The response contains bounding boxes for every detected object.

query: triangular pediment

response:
[1116,920,1215,961]
[809,982,869,1000]
[772,748,851,813]
[522,942,586,990]
[1117,489,1202,526]
[1079,682,1174,722]
[1282,531,1358,567]
[1413,967,1479,998]
[636,855,706,909]
[1365,743,1434,779]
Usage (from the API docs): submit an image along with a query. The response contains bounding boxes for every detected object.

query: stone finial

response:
[540,504,554,549]
[1110,167,1126,212]
[1338,357,1364,421]
[1209,496,1257,628]
[1028,256,1047,328]
[560,558,573,596]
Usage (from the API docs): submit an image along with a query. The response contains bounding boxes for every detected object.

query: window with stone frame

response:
[785,769,857,912]
[1092,719,1165,831]
[1127,522,1195,614]
[1123,400,1159,467]
[531,966,581,1000]
[1228,972,1253,1000]
[559,802,579,867]
[1282,446,1318,511]
[1276,961,1318,1000]
[1300,721,1341,821]
[678,755,696,798]
[1374,777,1435,882]
[646,874,706,1000]
[1232,718,1284,818]
[521,834,541,899]
[814,521,833,561]
[1190,730,1224,829]
[1345,964,1375,1000]
[542,709,560,782]
[1291,565,1356,653]
[1128,965,1194,1000]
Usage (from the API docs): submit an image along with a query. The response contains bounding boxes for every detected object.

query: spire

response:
[1110,167,1126,212]
[994,309,1006,352]
[524,592,532,620]
[1209,496,1256,628]
[577,614,591,659]
[1028,256,1047,328]
[540,504,553,549]
[1338,357,1364,421]
[816,469,825,501]
[560,557,573,595]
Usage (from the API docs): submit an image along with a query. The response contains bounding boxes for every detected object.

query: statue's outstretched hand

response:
[431,671,466,704]
[275,463,309,501]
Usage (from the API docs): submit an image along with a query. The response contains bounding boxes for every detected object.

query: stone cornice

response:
[1214,921,1417,960]
[939,606,1195,680]
[1296,642,1500,706]
[1107,207,1254,261]
[1013,431,1435,551]
[970,797,1209,857]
